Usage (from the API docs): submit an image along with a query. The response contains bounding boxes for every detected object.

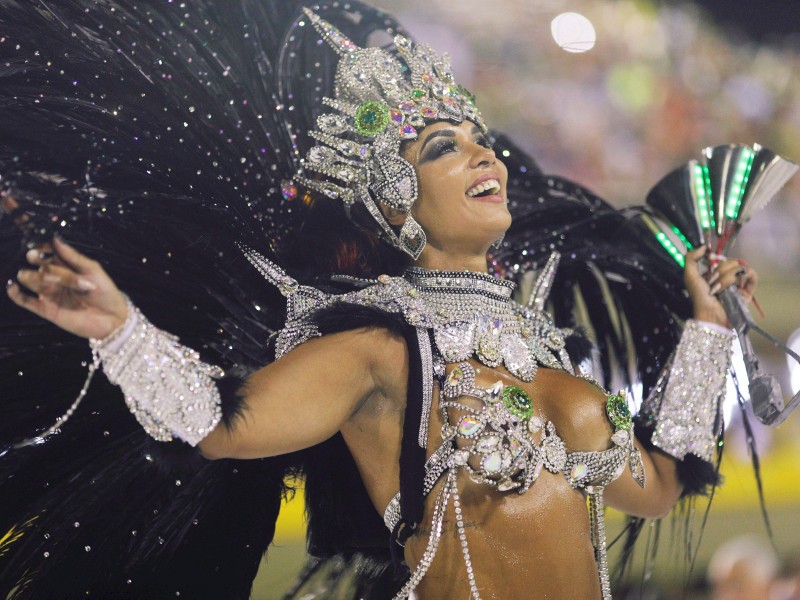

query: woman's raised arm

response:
[6,227,407,461]
[605,246,758,518]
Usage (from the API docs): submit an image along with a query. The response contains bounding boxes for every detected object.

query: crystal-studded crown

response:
[296,8,487,259]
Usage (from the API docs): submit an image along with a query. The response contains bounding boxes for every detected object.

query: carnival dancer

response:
[0,2,759,598]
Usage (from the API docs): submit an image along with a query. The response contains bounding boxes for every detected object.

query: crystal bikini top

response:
[383,361,646,531]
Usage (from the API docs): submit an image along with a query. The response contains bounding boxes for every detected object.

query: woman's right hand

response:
[8,237,128,340]
[3,195,128,340]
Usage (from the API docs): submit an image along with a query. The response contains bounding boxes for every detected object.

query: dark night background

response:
[667,0,800,43]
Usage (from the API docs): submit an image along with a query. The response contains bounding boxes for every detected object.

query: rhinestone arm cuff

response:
[650,319,736,462]
[90,298,224,446]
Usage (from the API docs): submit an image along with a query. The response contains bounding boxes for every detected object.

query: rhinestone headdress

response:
[296,9,487,259]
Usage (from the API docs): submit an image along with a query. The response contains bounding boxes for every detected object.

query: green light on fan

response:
[725,147,755,220]
[703,166,715,229]
[655,231,686,267]
[671,226,693,250]
[693,164,714,230]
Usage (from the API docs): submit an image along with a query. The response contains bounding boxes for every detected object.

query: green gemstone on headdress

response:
[457,85,477,105]
[354,100,390,137]
[606,394,632,430]
[411,88,426,99]
[502,386,533,420]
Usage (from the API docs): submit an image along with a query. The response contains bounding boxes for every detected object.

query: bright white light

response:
[788,328,800,395]
[551,12,596,53]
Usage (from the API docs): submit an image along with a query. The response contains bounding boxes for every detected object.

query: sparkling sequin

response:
[400,123,417,139]
[649,320,735,461]
[280,180,298,201]
[611,430,629,446]
[90,300,223,446]
[457,415,484,438]
[447,366,465,386]
[606,393,632,431]
[528,415,543,433]
[353,100,389,137]
[482,451,503,474]
[476,435,500,453]
[398,101,416,113]
[502,385,533,420]
[420,106,436,118]
[570,463,589,482]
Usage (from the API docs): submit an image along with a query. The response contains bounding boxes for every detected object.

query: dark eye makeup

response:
[419,134,494,164]
[421,139,457,161]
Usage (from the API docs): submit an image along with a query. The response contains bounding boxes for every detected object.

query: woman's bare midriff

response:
[405,469,601,599]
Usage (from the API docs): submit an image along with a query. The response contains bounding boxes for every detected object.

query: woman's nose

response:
[469,143,496,168]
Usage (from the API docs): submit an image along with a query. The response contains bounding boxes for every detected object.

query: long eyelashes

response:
[431,139,457,157]
[420,137,494,163]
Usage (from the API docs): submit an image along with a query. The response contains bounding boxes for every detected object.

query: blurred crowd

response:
[611,534,800,599]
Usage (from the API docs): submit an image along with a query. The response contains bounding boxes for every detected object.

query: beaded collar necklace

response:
[402,267,574,382]
[403,266,515,319]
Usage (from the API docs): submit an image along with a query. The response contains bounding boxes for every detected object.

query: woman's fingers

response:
[680,247,760,326]
[25,246,56,267]
[6,281,48,318]
[708,259,755,296]
[684,246,707,270]
[16,263,96,296]
[53,236,100,276]
[735,263,758,303]
[7,232,128,339]
[683,245,711,295]
[0,193,18,216]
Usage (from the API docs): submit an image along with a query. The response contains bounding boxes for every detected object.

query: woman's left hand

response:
[683,246,759,328]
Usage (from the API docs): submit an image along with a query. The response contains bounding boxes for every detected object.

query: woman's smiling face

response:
[400,119,511,261]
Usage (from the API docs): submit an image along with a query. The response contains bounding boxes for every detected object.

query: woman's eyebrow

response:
[419,129,456,155]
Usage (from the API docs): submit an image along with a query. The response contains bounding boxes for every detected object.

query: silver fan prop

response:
[645,143,800,426]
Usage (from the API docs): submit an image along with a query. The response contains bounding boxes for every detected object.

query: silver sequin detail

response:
[586,486,612,600]
[404,267,574,381]
[651,320,735,461]
[417,328,434,449]
[91,300,223,446]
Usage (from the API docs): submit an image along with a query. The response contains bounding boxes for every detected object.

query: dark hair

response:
[280,193,411,282]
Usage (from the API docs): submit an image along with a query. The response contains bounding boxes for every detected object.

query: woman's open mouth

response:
[466,177,504,203]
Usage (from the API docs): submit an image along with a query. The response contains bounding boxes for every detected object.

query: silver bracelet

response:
[90,298,224,446]
[651,319,736,462]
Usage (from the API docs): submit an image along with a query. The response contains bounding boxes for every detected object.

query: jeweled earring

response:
[399,215,426,260]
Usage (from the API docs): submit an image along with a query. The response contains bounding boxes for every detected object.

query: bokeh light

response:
[551,12,597,53]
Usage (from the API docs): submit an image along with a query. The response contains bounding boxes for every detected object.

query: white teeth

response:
[466,179,501,197]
